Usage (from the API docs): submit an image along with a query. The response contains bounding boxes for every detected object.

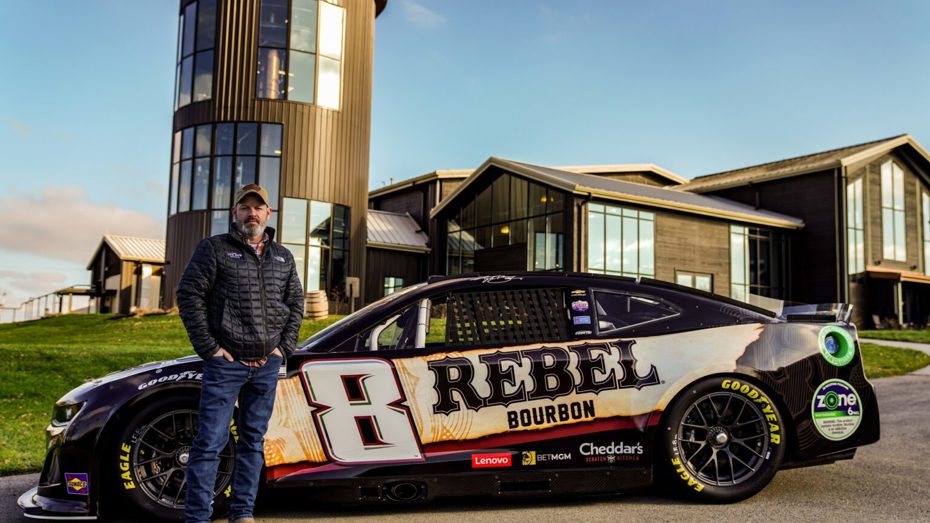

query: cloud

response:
[0,271,69,312]
[7,117,30,136]
[0,186,164,264]
[0,271,67,294]
[399,0,445,27]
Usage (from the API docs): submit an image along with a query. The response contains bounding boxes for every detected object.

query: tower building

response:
[164,0,387,307]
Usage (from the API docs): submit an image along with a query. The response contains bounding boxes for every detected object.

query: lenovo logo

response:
[471,453,512,468]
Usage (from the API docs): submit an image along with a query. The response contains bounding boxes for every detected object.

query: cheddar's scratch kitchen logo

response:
[427,341,660,428]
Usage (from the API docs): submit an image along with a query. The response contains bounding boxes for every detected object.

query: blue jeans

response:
[184,354,282,523]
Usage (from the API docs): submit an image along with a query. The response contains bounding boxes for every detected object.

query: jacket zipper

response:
[255,246,271,350]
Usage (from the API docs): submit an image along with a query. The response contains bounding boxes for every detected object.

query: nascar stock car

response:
[20,272,879,520]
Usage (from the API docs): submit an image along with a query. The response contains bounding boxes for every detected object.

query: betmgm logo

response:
[522,451,536,466]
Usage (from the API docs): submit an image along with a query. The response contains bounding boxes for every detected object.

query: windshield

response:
[298,282,428,349]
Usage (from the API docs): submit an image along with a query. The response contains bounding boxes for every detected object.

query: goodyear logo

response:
[65,473,89,495]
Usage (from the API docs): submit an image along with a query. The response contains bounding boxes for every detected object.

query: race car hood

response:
[56,355,202,405]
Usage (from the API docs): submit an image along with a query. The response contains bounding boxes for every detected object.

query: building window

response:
[445,175,565,274]
[280,197,350,297]
[847,178,865,275]
[256,0,345,108]
[730,225,749,302]
[383,277,404,296]
[587,203,655,278]
[170,122,282,233]
[923,192,930,275]
[881,160,906,261]
[676,271,713,292]
[175,0,216,109]
[731,225,788,302]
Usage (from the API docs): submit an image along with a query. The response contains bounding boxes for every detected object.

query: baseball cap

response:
[234,184,270,206]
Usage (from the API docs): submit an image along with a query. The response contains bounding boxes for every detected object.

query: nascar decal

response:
[263,324,762,468]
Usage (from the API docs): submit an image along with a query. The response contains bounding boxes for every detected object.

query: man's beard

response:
[235,218,265,241]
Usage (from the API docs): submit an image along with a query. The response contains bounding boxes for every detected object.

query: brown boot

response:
[230,518,255,523]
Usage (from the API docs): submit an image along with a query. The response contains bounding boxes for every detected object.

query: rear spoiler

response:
[779,303,853,324]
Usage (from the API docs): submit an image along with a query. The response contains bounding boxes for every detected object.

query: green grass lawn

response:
[0,313,341,475]
[0,315,927,475]
[860,342,930,378]
[859,329,930,343]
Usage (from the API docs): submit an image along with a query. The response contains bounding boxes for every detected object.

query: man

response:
[177,184,304,523]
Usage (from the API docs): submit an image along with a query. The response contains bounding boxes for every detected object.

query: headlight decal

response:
[51,402,85,427]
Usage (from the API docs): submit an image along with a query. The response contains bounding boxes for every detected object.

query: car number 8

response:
[302,359,424,464]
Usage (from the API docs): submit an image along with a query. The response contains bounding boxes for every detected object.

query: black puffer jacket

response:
[177,226,304,361]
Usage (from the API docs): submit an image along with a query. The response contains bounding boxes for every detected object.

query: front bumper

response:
[18,486,97,520]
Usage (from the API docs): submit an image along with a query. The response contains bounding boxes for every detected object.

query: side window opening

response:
[363,304,420,351]
[444,287,569,348]
[594,291,680,334]
[348,298,438,352]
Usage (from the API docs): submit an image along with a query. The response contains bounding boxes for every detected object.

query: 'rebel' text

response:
[428,340,660,415]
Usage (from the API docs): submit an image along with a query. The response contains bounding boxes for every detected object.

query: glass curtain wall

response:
[731,225,788,301]
[169,123,282,236]
[257,0,344,108]
[847,178,865,275]
[175,0,216,108]
[881,160,906,261]
[587,203,655,278]
[924,192,930,275]
[446,174,565,274]
[280,197,350,296]
[730,226,750,302]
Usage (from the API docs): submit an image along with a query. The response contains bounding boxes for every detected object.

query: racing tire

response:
[112,397,236,521]
[659,376,786,503]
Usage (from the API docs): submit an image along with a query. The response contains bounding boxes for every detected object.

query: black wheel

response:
[660,376,786,502]
[112,398,235,521]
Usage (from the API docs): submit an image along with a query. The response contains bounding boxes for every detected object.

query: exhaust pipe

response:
[383,481,426,503]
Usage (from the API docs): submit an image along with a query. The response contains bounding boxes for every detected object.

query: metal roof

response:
[368,169,473,199]
[553,163,688,185]
[430,157,804,229]
[677,134,930,193]
[86,235,165,269]
[366,210,430,252]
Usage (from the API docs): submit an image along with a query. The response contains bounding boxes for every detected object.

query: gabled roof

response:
[366,210,430,253]
[678,134,930,193]
[429,157,804,229]
[86,235,165,269]
[554,163,688,185]
[369,169,472,199]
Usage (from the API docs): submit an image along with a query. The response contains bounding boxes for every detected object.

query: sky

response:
[1,0,929,316]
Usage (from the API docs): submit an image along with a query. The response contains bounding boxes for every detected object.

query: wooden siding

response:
[163,212,211,308]
[372,187,429,226]
[440,179,464,201]
[118,261,136,315]
[167,0,378,306]
[654,213,731,294]
[707,170,837,303]
[364,248,426,304]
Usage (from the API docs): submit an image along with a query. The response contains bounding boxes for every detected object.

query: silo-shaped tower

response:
[163,0,387,307]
